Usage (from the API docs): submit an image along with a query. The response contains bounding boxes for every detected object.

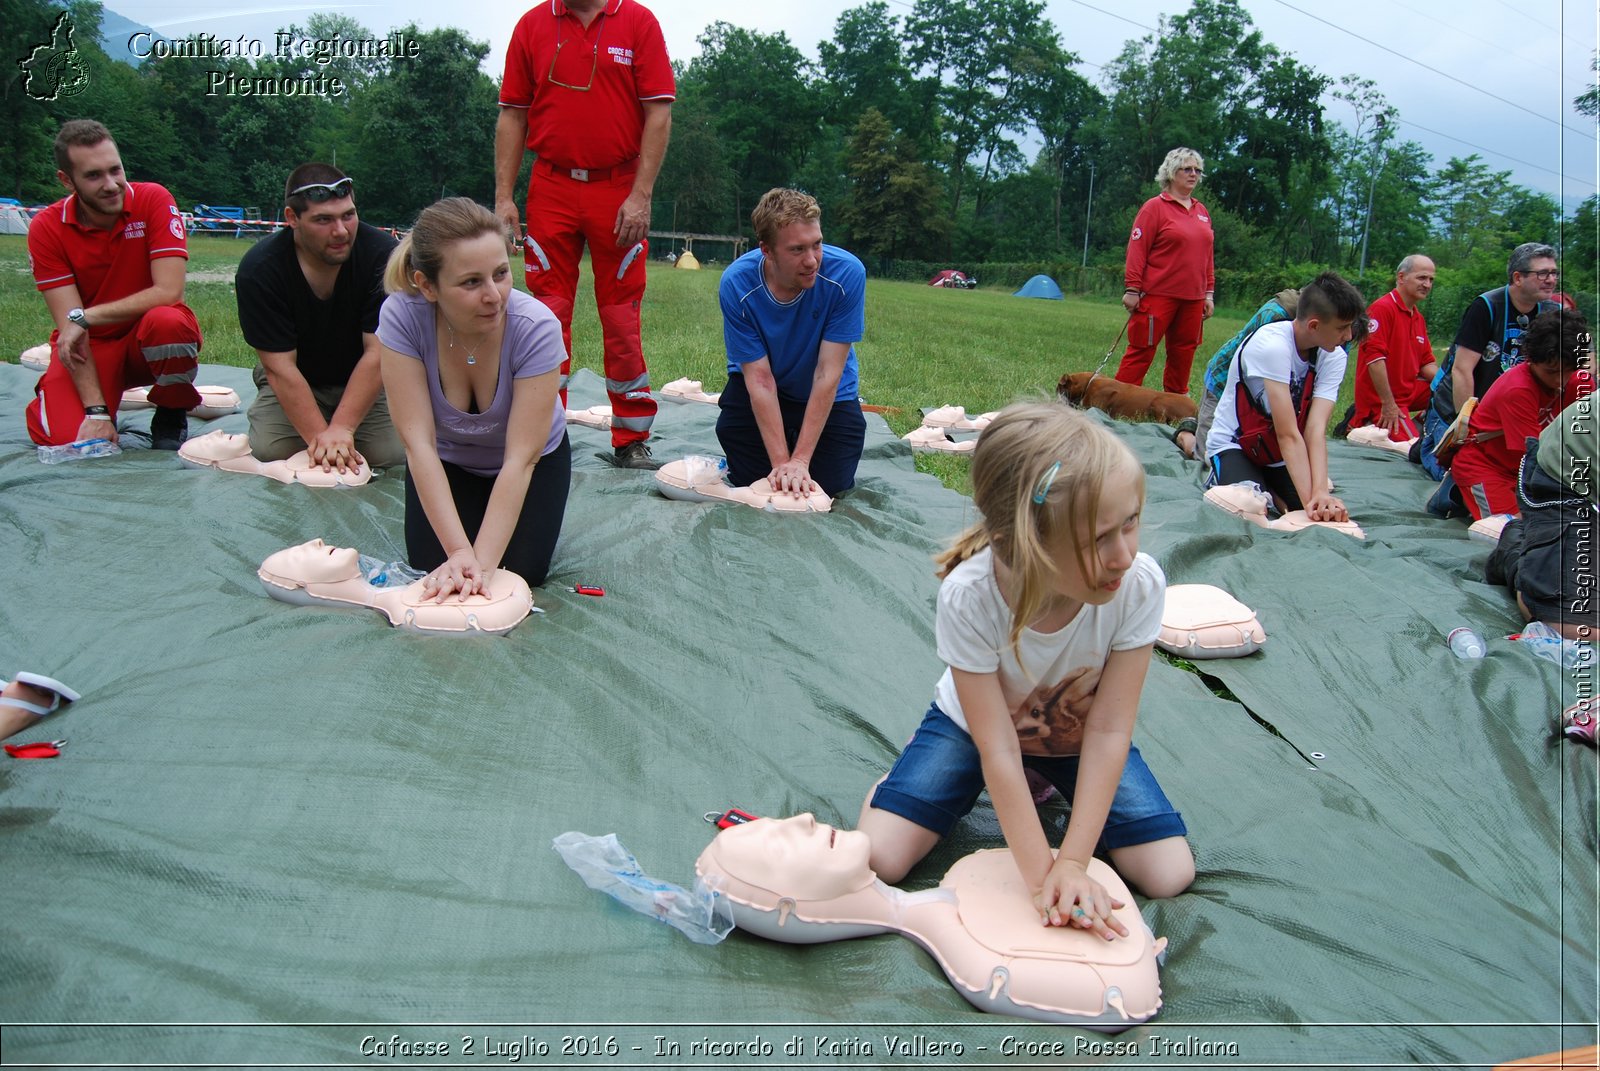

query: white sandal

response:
[1,673,81,718]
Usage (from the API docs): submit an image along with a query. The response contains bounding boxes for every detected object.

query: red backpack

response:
[1232,326,1318,467]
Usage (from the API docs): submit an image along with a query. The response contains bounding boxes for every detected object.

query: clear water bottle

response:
[1447,627,1485,660]
[37,438,121,464]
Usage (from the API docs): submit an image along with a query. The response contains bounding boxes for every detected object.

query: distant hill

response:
[46,1,168,65]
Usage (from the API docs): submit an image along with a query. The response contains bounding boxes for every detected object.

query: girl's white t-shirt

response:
[932,547,1164,757]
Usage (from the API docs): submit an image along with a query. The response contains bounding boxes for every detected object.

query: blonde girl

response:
[858,403,1194,936]
[379,197,570,598]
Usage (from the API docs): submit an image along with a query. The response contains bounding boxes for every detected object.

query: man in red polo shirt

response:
[494,0,674,469]
[1351,254,1438,441]
[25,119,202,450]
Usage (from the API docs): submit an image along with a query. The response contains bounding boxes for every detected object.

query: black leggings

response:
[403,435,571,586]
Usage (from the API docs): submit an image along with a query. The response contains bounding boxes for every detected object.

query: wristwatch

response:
[67,307,89,328]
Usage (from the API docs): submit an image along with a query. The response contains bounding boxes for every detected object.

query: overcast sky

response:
[106,0,1600,210]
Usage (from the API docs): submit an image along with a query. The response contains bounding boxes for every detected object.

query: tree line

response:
[4,0,1595,334]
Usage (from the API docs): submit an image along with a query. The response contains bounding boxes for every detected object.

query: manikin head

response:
[702,814,875,902]
[284,163,358,268]
[264,539,361,583]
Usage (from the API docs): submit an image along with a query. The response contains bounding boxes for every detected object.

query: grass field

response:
[0,233,1376,493]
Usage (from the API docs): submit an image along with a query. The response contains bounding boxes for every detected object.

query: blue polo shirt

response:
[719,244,865,402]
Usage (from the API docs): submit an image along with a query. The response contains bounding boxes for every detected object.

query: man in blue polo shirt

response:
[716,187,867,497]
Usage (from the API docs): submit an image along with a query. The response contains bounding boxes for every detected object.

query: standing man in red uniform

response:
[1115,147,1215,395]
[1350,254,1438,441]
[495,0,674,469]
[25,120,202,449]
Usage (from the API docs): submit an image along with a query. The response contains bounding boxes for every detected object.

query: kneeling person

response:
[716,188,867,497]
[1451,311,1593,521]
[1487,394,1598,640]
[25,120,202,449]
[236,164,403,471]
[1205,271,1364,520]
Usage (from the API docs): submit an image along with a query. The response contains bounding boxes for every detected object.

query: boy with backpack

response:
[1203,272,1366,521]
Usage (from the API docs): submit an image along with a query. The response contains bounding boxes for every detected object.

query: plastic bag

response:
[357,554,425,588]
[552,831,733,945]
[679,455,728,486]
[1515,621,1594,673]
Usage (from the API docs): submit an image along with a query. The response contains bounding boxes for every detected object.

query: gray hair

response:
[1396,254,1433,274]
[1154,147,1204,188]
[1507,242,1556,280]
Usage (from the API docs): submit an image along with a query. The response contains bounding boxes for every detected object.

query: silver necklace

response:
[447,320,490,366]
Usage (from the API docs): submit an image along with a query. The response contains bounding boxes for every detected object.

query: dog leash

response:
[1065,319,1130,410]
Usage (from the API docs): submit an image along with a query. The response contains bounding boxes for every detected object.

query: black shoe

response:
[150,406,189,450]
[610,441,662,470]
[1332,403,1355,439]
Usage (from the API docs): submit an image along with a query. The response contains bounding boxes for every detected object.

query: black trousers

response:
[403,434,571,586]
[715,373,867,496]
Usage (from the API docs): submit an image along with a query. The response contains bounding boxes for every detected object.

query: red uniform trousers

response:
[523,163,654,449]
[1451,449,1519,521]
[1114,294,1206,394]
[27,303,202,445]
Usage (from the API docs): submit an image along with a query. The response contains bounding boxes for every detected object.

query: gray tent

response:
[0,205,30,235]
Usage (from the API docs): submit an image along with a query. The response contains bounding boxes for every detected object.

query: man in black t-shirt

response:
[1417,242,1561,480]
[235,164,402,471]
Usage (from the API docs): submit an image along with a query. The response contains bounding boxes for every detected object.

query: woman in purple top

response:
[378,197,570,596]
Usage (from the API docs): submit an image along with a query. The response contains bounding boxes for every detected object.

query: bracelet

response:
[1124,288,1139,294]
[83,405,110,418]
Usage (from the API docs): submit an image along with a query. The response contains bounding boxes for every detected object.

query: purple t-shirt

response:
[378,288,566,476]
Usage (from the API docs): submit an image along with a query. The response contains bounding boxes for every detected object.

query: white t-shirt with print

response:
[1206,319,1348,461]
[932,547,1164,757]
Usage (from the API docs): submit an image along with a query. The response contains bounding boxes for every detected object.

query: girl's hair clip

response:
[1032,461,1061,506]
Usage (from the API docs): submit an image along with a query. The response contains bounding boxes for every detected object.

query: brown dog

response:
[1057,372,1198,423]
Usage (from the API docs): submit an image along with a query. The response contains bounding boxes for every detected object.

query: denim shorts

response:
[871,702,1188,852]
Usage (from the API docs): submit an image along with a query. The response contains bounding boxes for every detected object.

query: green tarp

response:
[0,364,1593,1067]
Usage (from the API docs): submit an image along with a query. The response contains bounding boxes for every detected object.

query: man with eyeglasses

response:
[1417,242,1562,482]
[25,119,203,450]
[494,0,675,470]
[234,164,403,472]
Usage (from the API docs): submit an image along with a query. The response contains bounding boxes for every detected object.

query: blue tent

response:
[1012,274,1064,299]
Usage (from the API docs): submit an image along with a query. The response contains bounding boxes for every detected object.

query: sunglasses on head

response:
[289,177,354,203]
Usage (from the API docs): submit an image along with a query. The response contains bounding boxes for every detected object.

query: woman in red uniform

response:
[1450,311,1593,521]
[1115,147,1215,395]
